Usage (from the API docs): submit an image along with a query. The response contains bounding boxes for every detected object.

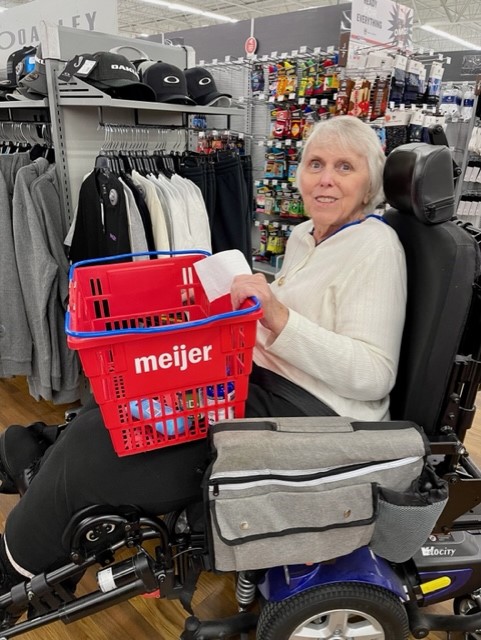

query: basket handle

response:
[65,296,261,339]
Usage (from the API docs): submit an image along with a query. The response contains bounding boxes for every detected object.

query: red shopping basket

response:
[66,251,262,457]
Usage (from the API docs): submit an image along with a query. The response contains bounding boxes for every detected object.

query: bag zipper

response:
[210,455,422,496]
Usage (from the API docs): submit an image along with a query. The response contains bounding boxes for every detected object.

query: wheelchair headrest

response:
[383,143,455,224]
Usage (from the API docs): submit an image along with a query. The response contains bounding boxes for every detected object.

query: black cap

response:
[82,52,155,102]
[184,67,232,107]
[13,45,48,99]
[141,62,195,105]
[0,45,37,90]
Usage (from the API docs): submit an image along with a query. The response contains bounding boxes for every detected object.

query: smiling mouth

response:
[315,196,337,203]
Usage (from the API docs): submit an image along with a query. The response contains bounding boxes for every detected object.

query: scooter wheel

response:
[453,596,481,640]
[256,582,409,640]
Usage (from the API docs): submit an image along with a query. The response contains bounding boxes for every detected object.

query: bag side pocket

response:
[370,463,448,563]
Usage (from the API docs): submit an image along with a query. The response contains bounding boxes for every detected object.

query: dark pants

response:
[5,379,336,574]
[212,155,251,262]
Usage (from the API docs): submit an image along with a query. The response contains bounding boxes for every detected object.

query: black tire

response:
[256,582,409,640]
[453,595,481,640]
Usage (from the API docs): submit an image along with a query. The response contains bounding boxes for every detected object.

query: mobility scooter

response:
[0,140,480,640]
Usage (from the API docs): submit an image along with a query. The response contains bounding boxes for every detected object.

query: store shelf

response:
[252,261,279,276]
[0,98,48,109]
[57,78,244,115]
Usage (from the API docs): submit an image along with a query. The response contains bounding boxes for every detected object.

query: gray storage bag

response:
[205,416,446,572]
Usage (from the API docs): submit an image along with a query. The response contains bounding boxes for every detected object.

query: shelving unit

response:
[0,25,248,227]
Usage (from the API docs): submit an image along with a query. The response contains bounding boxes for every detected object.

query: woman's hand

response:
[231,273,289,336]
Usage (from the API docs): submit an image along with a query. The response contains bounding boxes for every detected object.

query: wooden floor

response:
[0,377,479,640]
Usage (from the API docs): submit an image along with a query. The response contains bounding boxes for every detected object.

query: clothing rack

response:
[0,121,53,147]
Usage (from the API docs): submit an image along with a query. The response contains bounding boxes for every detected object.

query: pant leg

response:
[212,156,250,260]
[5,407,209,575]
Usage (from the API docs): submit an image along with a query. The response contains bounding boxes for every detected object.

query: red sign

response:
[244,36,258,56]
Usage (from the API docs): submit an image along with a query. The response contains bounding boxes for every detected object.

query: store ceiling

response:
[1,0,480,53]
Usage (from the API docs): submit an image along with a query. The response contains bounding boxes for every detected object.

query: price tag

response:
[261,55,269,61]
[199,60,205,66]
[257,141,264,146]
[263,179,270,185]
[300,45,307,53]
[400,103,405,110]
[271,51,278,58]
[282,182,288,189]
[285,139,292,146]
[224,55,231,62]
[296,141,303,148]
[314,47,321,54]
[298,97,305,105]
[280,52,288,58]
[389,101,395,109]
[411,104,417,111]
[272,179,278,185]
[289,92,296,100]
[310,98,317,106]
[269,96,275,103]
[292,50,299,56]
[275,141,282,148]
[212,58,218,64]
[258,92,265,100]
[321,99,328,106]
[255,180,261,187]
[422,103,427,110]
[327,45,335,53]
[447,57,451,64]
[429,50,434,56]
[278,95,284,101]
[237,57,244,62]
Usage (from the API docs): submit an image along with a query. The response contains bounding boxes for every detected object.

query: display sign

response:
[245,36,258,57]
[348,0,413,66]
[0,0,118,68]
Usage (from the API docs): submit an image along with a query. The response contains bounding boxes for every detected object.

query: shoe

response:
[0,424,51,495]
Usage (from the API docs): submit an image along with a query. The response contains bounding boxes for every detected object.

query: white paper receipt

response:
[193,249,252,302]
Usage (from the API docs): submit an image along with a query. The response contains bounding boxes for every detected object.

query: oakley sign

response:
[0,0,118,62]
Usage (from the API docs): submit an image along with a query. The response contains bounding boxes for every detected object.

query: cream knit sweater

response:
[254,216,407,421]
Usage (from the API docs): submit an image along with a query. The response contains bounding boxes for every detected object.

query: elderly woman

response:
[232,115,407,421]
[0,116,406,589]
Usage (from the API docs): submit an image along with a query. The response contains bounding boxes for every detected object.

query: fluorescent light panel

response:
[420,24,481,51]
[139,0,238,23]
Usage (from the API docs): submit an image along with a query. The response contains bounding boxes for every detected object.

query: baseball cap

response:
[184,67,232,107]
[81,52,155,102]
[0,45,37,92]
[7,45,47,101]
[141,62,195,105]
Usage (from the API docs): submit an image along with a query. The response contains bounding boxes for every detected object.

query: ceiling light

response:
[0,8,7,12]
[139,0,238,23]
[139,33,150,37]
[420,24,481,51]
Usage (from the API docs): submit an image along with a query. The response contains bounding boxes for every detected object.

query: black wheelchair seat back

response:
[383,143,481,436]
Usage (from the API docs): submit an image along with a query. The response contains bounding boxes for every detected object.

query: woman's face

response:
[298,139,371,238]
